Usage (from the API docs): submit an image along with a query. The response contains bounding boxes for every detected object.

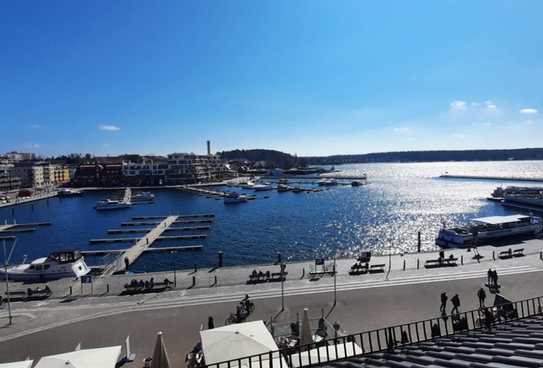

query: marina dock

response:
[439,174,543,182]
[132,214,214,220]
[107,225,210,234]
[102,215,179,275]
[121,219,213,226]
[89,233,206,244]
[0,221,51,234]
[81,245,203,256]
[178,186,228,197]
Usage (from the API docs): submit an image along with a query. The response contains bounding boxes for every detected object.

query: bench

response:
[349,262,369,276]
[499,249,513,259]
[123,279,173,294]
[270,272,288,282]
[425,257,458,268]
[369,264,386,273]
[513,248,524,257]
[4,288,52,302]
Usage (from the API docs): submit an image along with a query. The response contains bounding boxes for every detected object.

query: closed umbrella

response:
[300,308,313,346]
[151,331,171,368]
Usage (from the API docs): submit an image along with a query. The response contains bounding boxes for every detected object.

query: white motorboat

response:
[436,214,542,248]
[94,199,131,210]
[277,184,292,192]
[0,251,90,281]
[317,178,338,186]
[224,192,248,204]
[252,183,273,191]
[240,180,256,189]
[57,188,83,197]
[132,191,155,201]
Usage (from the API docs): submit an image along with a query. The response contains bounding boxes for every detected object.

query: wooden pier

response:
[0,221,51,234]
[90,234,206,244]
[102,215,179,275]
[82,245,203,256]
[132,214,214,220]
[178,186,228,197]
[107,225,210,234]
[121,219,213,226]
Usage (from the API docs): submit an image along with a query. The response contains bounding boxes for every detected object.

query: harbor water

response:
[1,160,542,272]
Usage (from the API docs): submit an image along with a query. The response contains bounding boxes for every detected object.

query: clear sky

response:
[1,1,542,157]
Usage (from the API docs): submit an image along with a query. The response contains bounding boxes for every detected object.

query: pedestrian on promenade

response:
[208,316,214,329]
[451,294,460,315]
[487,269,492,287]
[493,270,499,288]
[477,287,486,308]
[440,292,448,314]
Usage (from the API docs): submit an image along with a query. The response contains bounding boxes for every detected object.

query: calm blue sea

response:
[1,161,542,272]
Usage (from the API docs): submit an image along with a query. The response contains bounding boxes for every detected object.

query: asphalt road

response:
[2,269,542,366]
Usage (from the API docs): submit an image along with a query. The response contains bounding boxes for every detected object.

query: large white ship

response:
[436,214,542,248]
[0,251,90,281]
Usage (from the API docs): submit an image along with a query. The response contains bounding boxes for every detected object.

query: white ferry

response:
[0,251,90,281]
[224,192,248,204]
[94,199,131,210]
[57,188,83,197]
[436,214,542,248]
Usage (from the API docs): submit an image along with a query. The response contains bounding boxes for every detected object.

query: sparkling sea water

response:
[1,160,542,272]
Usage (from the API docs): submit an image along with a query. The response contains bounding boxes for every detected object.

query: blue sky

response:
[1,1,542,156]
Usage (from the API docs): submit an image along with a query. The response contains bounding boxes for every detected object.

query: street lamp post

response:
[3,239,14,325]
[280,263,285,312]
[333,256,337,307]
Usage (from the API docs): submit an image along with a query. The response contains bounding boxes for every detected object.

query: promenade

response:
[1,238,543,365]
[0,191,58,209]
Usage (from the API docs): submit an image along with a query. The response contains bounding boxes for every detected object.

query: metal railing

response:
[205,296,543,368]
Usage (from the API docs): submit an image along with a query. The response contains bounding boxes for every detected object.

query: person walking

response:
[440,292,448,314]
[487,269,492,287]
[208,316,214,329]
[493,270,499,288]
[451,294,460,315]
[477,287,486,308]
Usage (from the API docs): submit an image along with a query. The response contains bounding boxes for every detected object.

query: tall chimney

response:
[206,140,211,156]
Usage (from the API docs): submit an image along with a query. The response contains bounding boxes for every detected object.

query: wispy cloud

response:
[98,124,121,132]
[484,100,497,112]
[30,123,42,129]
[520,108,538,115]
[449,100,467,112]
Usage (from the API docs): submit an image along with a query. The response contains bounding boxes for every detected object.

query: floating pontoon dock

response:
[89,234,207,244]
[81,245,203,256]
[0,221,51,234]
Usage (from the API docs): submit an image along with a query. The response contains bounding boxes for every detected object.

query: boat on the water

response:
[277,184,292,192]
[252,183,273,191]
[292,187,304,193]
[240,180,256,189]
[57,188,83,197]
[224,192,248,204]
[94,199,131,210]
[132,191,155,201]
[492,186,543,198]
[351,180,366,187]
[436,214,542,248]
[0,251,90,281]
[317,178,338,186]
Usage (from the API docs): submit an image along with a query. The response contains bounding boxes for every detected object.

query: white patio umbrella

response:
[300,308,313,346]
[151,331,171,368]
[0,361,33,368]
[200,320,283,367]
[35,346,122,368]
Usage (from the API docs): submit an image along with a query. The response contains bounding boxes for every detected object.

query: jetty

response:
[81,245,202,256]
[89,233,206,244]
[178,186,228,197]
[132,214,214,220]
[439,174,543,183]
[121,219,213,227]
[101,215,179,275]
[107,225,210,234]
[0,221,51,234]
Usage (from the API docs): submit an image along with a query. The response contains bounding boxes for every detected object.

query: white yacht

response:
[240,180,256,189]
[317,178,338,186]
[132,191,155,201]
[57,188,83,197]
[252,183,273,191]
[94,199,131,210]
[224,192,248,204]
[0,251,90,281]
[436,214,542,248]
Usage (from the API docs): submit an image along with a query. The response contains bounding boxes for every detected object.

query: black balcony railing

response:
[205,296,543,368]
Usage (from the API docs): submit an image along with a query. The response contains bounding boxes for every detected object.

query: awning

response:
[0,361,33,368]
[34,346,122,368]
[200,320,286,368]
[289,341,363,368]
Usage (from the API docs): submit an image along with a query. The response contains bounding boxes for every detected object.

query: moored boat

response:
[57,188,83,197]
[277,184,292,192]
[132,191,155,201]
[224,192,248,204]
[0,251,90,281]
[436,214,542,248]
[252,183,273,191]
[94,199,131,210]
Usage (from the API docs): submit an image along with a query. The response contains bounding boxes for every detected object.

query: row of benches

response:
[247,270,287,284]
[349,263,386,276]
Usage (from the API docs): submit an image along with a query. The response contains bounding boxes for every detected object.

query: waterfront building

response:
[0,165,21,195]
[4,151,36,163]
[72,164,101,187]
[122,156,168,186]
[12,163,45,188]
[166,153,228,184]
